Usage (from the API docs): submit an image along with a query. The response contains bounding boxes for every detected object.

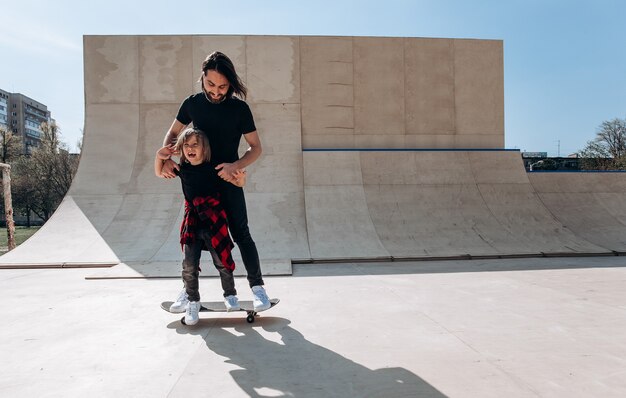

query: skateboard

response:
[161,298,280,324]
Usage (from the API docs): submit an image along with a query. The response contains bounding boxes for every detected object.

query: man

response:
[159,51,270,312]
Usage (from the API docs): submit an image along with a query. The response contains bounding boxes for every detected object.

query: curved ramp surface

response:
[530,172,626,252]
[303,150,609,260]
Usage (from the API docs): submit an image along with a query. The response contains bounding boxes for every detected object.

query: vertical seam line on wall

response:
[137,36,142,106]
[451,39,458,139]
[298,36,313,259]
[352,36,356,148]
[297,36,303,146]
[402,37,407,142]
[190,34,195,96]
[244,35,248,88]
[500,41,505,137]
[135,34,142,197]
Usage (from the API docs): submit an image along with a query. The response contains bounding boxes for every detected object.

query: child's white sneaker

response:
[169,289,189,313]
[224,295,240,312]
[185,301,201,325]
[252,285,271,311]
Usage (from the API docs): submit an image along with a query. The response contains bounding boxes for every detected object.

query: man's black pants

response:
[220,183,264,287]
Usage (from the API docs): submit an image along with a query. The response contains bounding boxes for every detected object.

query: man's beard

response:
[203,88,226,104]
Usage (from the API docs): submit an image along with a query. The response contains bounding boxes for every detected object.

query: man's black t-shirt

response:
[175,94,256,165]
[175,162,221,203]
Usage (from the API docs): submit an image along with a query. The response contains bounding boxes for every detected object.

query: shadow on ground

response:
[168,317,446,398]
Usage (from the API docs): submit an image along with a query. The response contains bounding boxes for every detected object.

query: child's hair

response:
[175,127,211,163]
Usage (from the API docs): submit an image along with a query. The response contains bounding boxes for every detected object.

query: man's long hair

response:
[200,51,247,100]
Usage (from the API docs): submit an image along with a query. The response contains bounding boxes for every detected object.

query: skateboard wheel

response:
[246,314,255,323]
[181,316,186,325]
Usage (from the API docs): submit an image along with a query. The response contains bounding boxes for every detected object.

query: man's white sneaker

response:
[252,285,271,311]
[169,289,189,313]
[224,295,241,312]
[185,301,201,325]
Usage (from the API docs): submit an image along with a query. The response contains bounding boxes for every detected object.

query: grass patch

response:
[0,226,40,253]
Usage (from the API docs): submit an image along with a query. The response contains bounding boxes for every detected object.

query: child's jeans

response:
[182,229,237,302]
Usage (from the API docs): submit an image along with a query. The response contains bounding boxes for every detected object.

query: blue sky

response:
[1,0,624,155]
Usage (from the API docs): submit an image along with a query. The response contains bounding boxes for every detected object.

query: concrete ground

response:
[1,257,626,398]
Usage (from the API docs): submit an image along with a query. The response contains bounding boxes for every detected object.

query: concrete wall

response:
[300,36,504,149]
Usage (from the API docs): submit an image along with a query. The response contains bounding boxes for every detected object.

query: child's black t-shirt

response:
[175,161,220,202]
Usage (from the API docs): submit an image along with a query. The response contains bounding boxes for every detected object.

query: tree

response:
[0,126,21,163]
[12,157,39,227]
[12,121,79,223]
[0,127,21,228]
[578,118,626,170]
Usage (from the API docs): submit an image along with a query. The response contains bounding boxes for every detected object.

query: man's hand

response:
[215,162,240,183]
[161,158,180,179]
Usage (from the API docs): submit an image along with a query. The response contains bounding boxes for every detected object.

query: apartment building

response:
[0,88,52,154]
[0,89,8,132]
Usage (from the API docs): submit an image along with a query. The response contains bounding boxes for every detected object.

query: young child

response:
[155,127,246,325]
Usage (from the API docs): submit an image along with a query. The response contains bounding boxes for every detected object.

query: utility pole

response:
[0,163,15,251]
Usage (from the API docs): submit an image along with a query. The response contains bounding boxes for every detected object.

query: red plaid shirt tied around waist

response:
[180,194,235,271]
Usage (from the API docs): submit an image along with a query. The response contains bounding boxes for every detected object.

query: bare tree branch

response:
[578,117,626,170]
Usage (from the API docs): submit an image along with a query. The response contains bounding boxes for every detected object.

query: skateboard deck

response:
[161,298,279,324]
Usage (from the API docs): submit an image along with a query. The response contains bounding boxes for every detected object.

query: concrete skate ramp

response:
[303,150,609,261]
[1,34,623,271]
[529,172,626,252]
